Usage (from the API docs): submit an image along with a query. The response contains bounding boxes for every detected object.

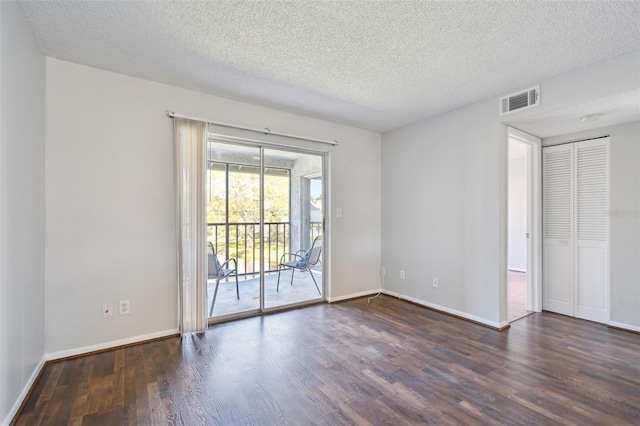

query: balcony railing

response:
[208,221,323,280]
[310,221,322,243]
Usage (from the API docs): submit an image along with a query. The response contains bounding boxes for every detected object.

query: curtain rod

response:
[165,111,338,146]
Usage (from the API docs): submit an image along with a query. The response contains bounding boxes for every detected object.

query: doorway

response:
[206,139,326,321]
[507,127,542,322]
[508,139,530,321]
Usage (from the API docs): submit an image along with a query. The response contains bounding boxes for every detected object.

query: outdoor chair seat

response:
[276,235,322,295]
[208,242,239,316]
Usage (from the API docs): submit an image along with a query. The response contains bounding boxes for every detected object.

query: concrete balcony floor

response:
[207,267,323,317]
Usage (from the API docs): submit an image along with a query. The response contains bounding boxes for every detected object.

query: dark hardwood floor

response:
[14,295,640,425]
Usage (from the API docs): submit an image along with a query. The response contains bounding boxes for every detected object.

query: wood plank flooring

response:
[14,295,640,425]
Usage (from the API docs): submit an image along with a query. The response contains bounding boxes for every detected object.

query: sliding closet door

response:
[542,137,609,323]
[575,138,609,323]
[543,144,574,316]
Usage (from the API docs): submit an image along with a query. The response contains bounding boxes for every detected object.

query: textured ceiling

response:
[18,1,640,132]
[508,89,640,139]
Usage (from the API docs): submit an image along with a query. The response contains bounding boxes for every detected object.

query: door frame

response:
[507,127,542,318]
[207,134,329,324]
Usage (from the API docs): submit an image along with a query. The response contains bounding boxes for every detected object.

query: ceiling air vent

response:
[499,85,540,116]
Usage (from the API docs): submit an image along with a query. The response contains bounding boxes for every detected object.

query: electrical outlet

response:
[103,303,113,318]
[119,299,130,315]
[400,270,405,279]
[433,277,439,288]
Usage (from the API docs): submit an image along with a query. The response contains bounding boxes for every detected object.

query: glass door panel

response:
[264,148,324,309]
[207,141,261,318]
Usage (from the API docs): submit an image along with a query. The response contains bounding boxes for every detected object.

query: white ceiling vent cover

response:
[499,85,540,116]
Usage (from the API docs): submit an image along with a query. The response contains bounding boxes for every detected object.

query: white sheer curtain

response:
[174,117,208,334]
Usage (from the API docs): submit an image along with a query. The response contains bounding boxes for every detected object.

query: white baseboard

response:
[496,319,511,329]
[45,328,179,361]
[2,355,46,426]
[327,289,379,303]
[382,289,505,329]
[608,320,640,333]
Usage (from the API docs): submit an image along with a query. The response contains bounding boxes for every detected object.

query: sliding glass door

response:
[206,139,325,321]
[206,142,262,318]
[264,148,323,309]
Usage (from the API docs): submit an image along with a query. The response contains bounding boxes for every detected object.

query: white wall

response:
[45,58,381,355]
[508,144,527,272]
[543,121,640,329]
[0,2,46,425]
[382,97,505,325]
[382,51,639,328]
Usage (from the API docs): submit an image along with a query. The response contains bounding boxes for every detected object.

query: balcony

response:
[208,221,323,317]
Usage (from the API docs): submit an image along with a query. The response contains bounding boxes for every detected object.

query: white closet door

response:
[543,144,574,316]
[574,138,609,323]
